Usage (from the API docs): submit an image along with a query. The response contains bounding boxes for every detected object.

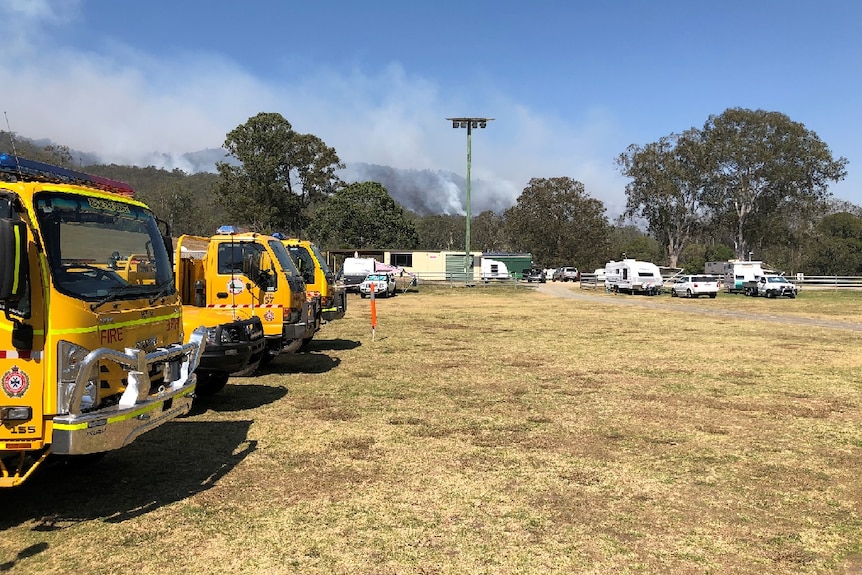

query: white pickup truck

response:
[743,275,798,298]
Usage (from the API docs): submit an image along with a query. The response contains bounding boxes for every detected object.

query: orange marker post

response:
[369,282,377,341]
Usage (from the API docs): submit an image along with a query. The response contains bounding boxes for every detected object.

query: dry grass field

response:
[1,285,861,574]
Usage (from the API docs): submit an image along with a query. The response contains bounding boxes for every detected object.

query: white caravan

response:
[341,256,377,292]
[604,259,663,295]
[481,258,511,281]
[705,260,765,293]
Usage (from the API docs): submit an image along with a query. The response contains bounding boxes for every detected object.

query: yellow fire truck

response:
[176,228,314,362]
[0,154,205,487]
[279,237,346,347]
[105,231,265,396]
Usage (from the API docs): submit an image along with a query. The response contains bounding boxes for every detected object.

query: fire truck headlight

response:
[57,340,99,414]
[221,326,240,343]
[0,406,32,421]
[58,340,89,381]
[206,326,239,345]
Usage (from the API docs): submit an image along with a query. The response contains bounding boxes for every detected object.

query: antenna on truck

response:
[3,112,22,174]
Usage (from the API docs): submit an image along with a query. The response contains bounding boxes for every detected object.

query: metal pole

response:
[445,117,493,284]
[465,122,472,282]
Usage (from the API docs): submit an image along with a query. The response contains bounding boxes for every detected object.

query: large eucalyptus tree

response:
[314,181,419,249]
[616,129,708,267]
[700,108,847,259]
[504,177,611,270]
[215,112,343,234]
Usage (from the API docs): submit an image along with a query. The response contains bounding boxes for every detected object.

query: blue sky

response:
[1,0,859,217]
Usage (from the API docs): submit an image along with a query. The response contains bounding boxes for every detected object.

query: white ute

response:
[360,272,397,298]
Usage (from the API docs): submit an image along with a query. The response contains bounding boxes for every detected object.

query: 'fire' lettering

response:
[99,327,124,345]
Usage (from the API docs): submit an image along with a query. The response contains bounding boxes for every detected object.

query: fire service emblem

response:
[2,366,30,398]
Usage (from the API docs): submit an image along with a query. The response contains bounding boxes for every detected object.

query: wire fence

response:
[395,270,526,289]
[787,275,862,289]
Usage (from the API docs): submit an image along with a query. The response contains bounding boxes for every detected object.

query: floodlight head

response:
[479,121,487,128]
[471,121,478,128]
[452,121,459,128]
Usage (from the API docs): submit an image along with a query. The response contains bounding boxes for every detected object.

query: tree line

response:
[1,107,857,275]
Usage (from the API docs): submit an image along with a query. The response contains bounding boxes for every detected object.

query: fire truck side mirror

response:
[0,219,27,302]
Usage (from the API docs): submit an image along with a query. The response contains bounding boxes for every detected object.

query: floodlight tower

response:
[446,117,493,282]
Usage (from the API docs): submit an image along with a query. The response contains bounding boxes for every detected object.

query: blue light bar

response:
[0,154,135,196]
[216,225,237,235]
[272,232,285,239]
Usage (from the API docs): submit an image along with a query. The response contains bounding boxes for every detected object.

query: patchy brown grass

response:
[1,286,861,574]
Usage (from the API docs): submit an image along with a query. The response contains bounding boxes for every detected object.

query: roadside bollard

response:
[370,282,377,341]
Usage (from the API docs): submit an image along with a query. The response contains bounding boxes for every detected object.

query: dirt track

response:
[535,280,862,332]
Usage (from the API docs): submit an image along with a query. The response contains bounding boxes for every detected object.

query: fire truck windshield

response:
[34,192,174,301]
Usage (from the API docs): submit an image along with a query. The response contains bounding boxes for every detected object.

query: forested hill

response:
[4,124,862,276]
[86,164,226,237]
[0,132,492,233]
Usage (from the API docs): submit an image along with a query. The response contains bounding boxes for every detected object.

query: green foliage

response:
[618,108,849,267]
[411,213,464,250]
[43,144,74,166]
[471,210,509,253]
[0,131,68,163]
[83,165,224,236]
[707,244,735,262]
[678,243,707,273]
[504,177,611,269]
[409,210,508,252]
[677,243,735,274]
[315,181,419,249]
[215,112,343,234]
[700,108,847,259]
[617,130,708,267]
[608,226,664,264]
[805,212,862,275]
[3,112,857,277]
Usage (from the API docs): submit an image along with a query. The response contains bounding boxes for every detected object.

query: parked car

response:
[670,275,719,298]
[743,275,798,298]
[523,267,546,283]
[594,268,606,284]
[560,267,580,282]
[359,272,397,298]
